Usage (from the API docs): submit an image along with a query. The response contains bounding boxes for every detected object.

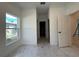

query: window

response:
[6,13,19,45]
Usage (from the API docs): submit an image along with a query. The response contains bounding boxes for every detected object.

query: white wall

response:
[22,7,37,45]
[0,3,22,56]
[49,2,79,46]
[49,4,71,46]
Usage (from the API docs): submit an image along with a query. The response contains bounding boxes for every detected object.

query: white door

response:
[58,16,70,47]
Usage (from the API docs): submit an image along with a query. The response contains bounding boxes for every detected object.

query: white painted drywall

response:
[49,4,71,46]
[49,2,79,46]
[0,3,22,56]
[22,7,37,45]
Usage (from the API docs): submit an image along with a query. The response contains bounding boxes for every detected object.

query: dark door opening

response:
[37,20,50,44]
[40,21,46,38]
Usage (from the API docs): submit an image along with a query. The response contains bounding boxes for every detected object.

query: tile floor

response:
[7,43,79,57]
[6,37,79,57]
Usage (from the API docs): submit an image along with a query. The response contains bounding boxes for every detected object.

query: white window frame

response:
[6,13,20,46]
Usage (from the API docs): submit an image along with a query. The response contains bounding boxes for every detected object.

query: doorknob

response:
[58,32,61,33]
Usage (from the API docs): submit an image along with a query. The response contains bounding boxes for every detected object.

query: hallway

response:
[37,37,49,44]
[7,44,79,57]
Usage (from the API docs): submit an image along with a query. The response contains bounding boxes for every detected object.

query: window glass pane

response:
[6,29,17,43]
[6,13,17,28]
[6,13,17,24]
[6,13,18,44]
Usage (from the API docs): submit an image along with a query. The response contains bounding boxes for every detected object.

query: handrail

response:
[73,24,79,37]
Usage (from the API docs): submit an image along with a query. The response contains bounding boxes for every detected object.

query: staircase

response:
[72,23,79,47]
[73,24,79,38]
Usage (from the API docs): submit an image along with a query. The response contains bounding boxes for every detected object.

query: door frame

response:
[37,19,50,44]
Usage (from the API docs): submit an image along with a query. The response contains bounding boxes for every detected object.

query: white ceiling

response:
[13,2,49,8]
[12,2,67,14]
[13,2,67,8]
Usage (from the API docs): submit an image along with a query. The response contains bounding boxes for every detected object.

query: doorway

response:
[37,20,50,44]
[37,4,49,44]
[40,21,46,38]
